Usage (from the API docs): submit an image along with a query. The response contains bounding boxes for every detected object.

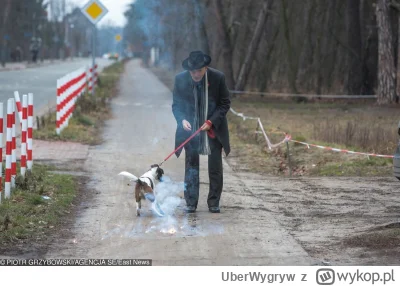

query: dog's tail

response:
[118,171,139,182]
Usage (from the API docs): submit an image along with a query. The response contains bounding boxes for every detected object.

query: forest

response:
[123,0,400,104]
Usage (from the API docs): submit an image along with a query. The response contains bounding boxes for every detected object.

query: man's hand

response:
[182,120,192,131]
[201,120,212,131]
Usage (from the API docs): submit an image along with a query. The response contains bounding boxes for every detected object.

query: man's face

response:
[189,67,207,82]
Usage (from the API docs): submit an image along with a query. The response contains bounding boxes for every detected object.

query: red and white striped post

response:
[57,68,87,135]
[0,103,3,204]
[5,99,13,198]
[21,95,28,177]
[14,91,22,125]
[94,63,98,86]
[27,93,33,170]
[88,66,94,94]
[11,101,16,188]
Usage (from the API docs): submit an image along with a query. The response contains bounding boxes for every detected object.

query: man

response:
[172,50,231,213]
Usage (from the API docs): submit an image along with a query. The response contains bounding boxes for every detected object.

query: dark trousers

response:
[184,137,223,209]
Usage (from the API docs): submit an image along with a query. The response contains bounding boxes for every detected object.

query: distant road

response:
[0,58,114,138]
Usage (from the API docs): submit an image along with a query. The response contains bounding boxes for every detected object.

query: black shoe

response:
[209,206,220,213]
[185,206,196,213]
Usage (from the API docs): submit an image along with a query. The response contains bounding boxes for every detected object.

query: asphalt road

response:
[0,58,113,140]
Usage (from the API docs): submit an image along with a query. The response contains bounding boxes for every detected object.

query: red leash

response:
[159,121,215,166]
[159,127,202,166]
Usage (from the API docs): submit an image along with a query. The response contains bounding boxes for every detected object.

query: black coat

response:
[172,67,231,158]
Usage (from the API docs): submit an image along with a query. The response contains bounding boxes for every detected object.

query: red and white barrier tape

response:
[290,139,395,159]
[230,107,394,158]
[230,108,289,150]
[230,107,259,120]
[56,67,86,135]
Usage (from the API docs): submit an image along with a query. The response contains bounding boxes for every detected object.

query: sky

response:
[68,0,134,27]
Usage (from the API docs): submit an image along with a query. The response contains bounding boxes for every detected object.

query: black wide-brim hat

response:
[182,51,211,70]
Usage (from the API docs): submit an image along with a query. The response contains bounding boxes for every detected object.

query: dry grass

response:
[0,164,76,244]
[227,96,399,176]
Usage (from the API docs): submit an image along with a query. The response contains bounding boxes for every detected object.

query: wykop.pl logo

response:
[316,268,335,285]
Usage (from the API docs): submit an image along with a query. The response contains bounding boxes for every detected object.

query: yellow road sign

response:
[115,34,122,42]
[81,0,109,25]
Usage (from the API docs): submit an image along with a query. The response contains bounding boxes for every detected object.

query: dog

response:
[119,164,165,217]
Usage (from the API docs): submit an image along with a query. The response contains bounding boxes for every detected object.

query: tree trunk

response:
[298,0,315,84]
[1,0,12,67]
[234,0,272,91]
[193,0,210,55]
[346,0,362,94]
[376,0,396,104]
[212,0,235,89]
[322,0,338,91]
[280,0,298,93]
[258,27,279,92]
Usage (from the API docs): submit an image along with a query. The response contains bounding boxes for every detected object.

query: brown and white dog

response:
[118,164,165,217]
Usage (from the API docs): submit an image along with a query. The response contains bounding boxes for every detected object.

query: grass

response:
[227,97,398,177]
[33,60,126,145]
[0,164,76,244]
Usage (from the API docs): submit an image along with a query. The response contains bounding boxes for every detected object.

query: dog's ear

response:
[156,168,164,180]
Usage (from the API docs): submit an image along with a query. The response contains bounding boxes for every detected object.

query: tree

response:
[234,0,273,91]
[212,0,235,89]
[376,0,396,104]
[346,0,362,95]
[1,0,12,66]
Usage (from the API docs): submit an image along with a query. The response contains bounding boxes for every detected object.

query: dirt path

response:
[44,60,313,265]
[226,166,400,265]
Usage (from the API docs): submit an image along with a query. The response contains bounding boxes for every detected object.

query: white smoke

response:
[154,175,184,216]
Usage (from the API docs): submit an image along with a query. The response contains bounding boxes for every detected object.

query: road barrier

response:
[12,102,16,187]
[21,95,27,176]
[87,63,98,94]
[13,91,22,125]
[56,67,87,135]
[0,92,35,204]
[56,63,98,135]
[5,99,13,199]
[28,93,33,170]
